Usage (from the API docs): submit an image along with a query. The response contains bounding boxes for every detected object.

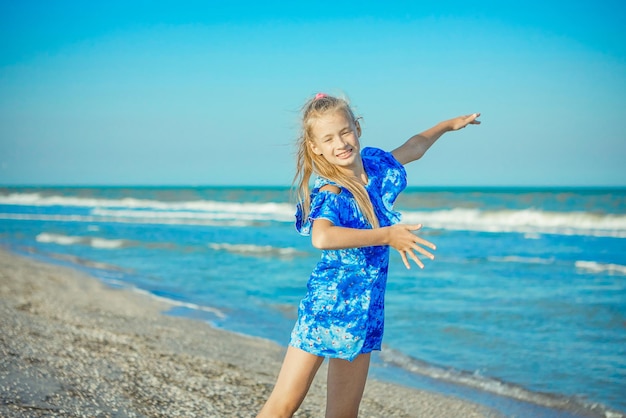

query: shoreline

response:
[0,248,502,417]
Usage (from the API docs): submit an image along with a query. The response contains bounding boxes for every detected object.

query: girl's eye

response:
[342,130,351,136]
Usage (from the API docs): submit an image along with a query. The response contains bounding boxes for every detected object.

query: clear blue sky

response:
[1,1,625,187]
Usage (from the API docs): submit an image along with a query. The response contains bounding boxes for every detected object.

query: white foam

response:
[2,191,626,238]
[0,213,255,227]
[207,242,304,258]
[90,237,127,249]
[379,347,623,417]
[575,261,626,275]
[36,233,83,245]
[35,233,130,249]
[91,207,292,223]
[487,256,555,265]
[401,208,626,238]
[0,192,294,221]
[132,287,226,319]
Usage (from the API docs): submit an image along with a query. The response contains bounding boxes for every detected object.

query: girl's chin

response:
[334,156,360,169]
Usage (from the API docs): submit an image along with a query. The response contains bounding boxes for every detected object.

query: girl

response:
[258,93,480,418]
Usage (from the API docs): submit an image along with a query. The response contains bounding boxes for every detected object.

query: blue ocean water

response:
[0,186,624,417]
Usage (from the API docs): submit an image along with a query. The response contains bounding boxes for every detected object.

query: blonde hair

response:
[293,94,380,229]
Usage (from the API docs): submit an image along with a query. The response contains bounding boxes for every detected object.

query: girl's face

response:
[309,110,362,170]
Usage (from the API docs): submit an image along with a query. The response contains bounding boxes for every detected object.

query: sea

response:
[0,186,624,418]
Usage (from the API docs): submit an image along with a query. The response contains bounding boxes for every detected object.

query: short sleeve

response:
[295,190,342,236]
[361,147,407,226]
[362,147,406,179]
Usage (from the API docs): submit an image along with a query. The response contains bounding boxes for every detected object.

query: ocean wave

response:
[0,213,257,227]
[2,192,626,237]
[33,232,306,260]
[36,233,132,249]
[402,208,626,238]
[131,287,226,319]
[487,256,556,265]
[379,347,622,418]
[15,241,227,320]
[208,242,306,258]
[575,261,626,275]
[91,208,290,223]
[0,192,294,221]
[89,275,227,320]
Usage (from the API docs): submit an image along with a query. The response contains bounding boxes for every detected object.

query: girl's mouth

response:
[336,149,353,159]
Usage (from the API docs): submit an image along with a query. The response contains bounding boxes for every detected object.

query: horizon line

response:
[2,184,626,191]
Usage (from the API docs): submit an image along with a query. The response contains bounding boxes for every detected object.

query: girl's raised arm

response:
[391,113,481,166]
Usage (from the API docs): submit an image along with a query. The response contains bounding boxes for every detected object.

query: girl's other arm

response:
[391,113,481,165]
[311,219,436,269]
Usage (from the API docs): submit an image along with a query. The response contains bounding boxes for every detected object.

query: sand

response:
[0,249,503,417]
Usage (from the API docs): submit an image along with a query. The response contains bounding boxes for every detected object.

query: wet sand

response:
[0,249,502,417]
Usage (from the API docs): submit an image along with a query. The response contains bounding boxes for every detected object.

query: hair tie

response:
[314,93,327,100]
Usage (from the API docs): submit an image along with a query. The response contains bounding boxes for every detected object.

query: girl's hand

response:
[386,224,436,269]
[448,113,481,131]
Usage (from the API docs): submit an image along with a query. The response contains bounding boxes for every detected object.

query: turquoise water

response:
[1,186,624,417]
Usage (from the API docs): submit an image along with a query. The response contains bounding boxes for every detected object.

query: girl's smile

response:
[336,148,354,159]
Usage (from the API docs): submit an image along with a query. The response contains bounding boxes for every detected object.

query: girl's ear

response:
[355,120,362,138]
[309,140,322,155]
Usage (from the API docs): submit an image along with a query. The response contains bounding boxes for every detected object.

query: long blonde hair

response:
[293,94,379,229]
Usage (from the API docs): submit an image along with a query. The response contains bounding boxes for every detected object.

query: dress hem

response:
[288,342,381,362]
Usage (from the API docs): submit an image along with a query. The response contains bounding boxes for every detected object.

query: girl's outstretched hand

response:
[448,113,481,131]
[387,224,436,269]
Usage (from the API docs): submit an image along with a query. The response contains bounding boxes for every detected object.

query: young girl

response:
[258,93,480,418]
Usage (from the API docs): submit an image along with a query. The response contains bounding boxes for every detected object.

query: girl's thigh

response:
[257,346,324,417]
[274,345,324,395]
[326,353,371,418]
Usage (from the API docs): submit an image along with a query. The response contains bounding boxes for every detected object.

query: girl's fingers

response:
[398,249,429,269]
[395,224,437,268]
[408,251,425,269]
[414,235,436,250]
[399,251,411,269]
[410,232,436,251]
[413,245,435,260]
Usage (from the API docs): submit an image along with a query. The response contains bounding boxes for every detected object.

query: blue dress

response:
[290,147,407,361]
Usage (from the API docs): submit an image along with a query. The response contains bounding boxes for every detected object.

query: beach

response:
[0,248,502,418]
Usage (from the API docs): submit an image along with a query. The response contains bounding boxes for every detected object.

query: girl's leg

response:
[257,346,324,418]
[325,353,371,418]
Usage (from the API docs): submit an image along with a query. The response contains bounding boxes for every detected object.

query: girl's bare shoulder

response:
[319,184,341,194]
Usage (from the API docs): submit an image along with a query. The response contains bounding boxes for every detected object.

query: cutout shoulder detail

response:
[319,184,341,194]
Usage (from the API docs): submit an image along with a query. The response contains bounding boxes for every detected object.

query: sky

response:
[1,1,625,187]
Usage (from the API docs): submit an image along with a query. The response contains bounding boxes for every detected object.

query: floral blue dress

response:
[290,147,407,361]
